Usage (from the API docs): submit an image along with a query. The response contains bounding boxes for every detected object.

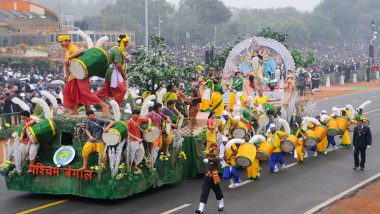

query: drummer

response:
[217,110,236,139]
[294,123,307,162]
[266,124,288,173]
[340,110,352,148]
[222,139,241,188]
[96,34,130,107]
[245,135,261,180]
[162,100,183,128]
[320,110,338,152]
[126,109,152,170]
[147,103,171,161]
[80,110,115,170]
[18,110,38,167]
[58,34,110,116]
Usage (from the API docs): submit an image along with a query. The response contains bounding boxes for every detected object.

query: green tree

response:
[127,36,190,93]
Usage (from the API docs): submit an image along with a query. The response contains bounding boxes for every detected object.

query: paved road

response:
[1,89,380,214]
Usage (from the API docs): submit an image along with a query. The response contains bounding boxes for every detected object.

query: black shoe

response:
[195,210,203,214]
[218,207,224,212]
[360,167,365,170]
[353,166,358,170]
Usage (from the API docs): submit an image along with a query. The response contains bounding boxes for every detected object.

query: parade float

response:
[1,32,317,199]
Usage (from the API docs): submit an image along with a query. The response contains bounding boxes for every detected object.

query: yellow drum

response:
[236,143,256,167]
[305,130,318,147]
[348,120,357,132]
[257,114,269,127]
[256,141,273,161]
[232,121,248,139]
[336,116,349,135]
[314,125,327,142]
[327,119,339,136]
[281,135,297,153]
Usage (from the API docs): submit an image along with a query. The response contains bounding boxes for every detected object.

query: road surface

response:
[1,89,380,214]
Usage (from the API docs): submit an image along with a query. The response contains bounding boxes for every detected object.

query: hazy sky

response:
[168,0,322,11]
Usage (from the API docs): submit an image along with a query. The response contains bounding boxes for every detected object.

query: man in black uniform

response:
[353,120,372,170]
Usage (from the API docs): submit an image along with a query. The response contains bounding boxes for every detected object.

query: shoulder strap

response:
[90,121,104,129]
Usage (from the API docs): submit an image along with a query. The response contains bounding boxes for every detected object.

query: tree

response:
[256,27,288,45]
[127,36,192,94]
[167,0,231,47]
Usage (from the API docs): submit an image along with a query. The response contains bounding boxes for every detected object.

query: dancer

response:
[206,111,217,152]
[253,89,268,107]
[241,101,255,134]
[267,124,288,173]
[188,82,201,126]
[281,76,295,108]
[196,143,224,214]
[163,84,178,107]
[200,74,213,112]
[210,84,224,118]
[96,34,130,107]
[80,110,114,170]
[126,109,152,170]
[228,71,245,110]
[58,34,109,116]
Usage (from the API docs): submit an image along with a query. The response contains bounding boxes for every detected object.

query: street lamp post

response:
[370,19,377,65]
[145,0,149,48]
[158,16,163,38]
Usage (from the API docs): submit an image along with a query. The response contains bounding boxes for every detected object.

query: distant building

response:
[0,0,136,48]
[0,0,60,46]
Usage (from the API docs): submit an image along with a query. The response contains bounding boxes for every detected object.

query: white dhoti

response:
[235,91,242,106]
[110,68,123,89]
[18,143,40,161]
[126,140,145,167]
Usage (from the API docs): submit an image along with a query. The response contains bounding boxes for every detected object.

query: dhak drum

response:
[281,135,297,153]
[256,141,273,161]
[16,123,24,138]
[69,47,110,79]
[102,121,128,146]
[232,121,248,139]
[236,143,256,167]
[26,119,56,144]
[314,125,327,142]
[348,120,357,132]
[304,130,318,147]
[336,116,349,135]
[257,114,269,127]
[141,123,160,143]
[327,119,339,136]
